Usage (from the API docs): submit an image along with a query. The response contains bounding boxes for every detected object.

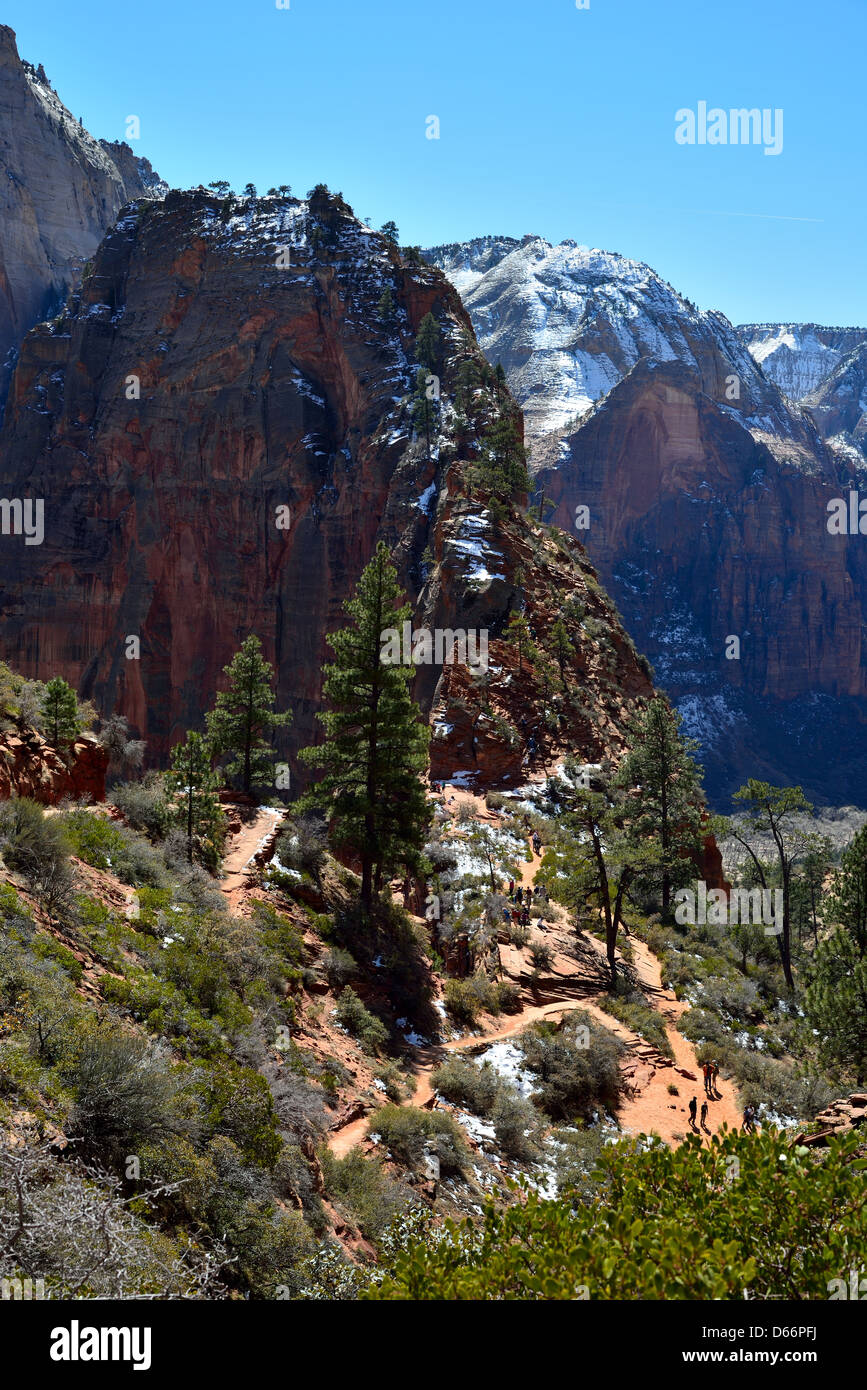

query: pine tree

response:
[543,762,650,987]
[729,781,813,991]
[616,697,704,922]
[379,220,399,245]
[299,542,430,910]
[414,312,440,373]
[205,635,290,796]
[549,617,573,689]
[806,828,867,1078]
[475,414,530,498]
[505,612,531,673]
[41,677,81,746]
[376,286,395,320]
[165,731,222,864]
[412,366,437,460]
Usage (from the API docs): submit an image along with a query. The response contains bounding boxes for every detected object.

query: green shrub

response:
[319,1147,417,1240]
[443,978,480,1025]
[368,1104,465,1175]
[519,1011,623,1121]
[491,1090,538,1161]
[596,991,673,1059]
[334,987,388,1054]
[363,1129,867,1300]
[432,1057,499,1115]
[325,947,357,990]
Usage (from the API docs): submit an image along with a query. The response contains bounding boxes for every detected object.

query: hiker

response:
[702,1061,712,1095]
[711,1060,720,1093]
[502,906,511,924]
[525,886,533,905]
[538,919,547,933]
[688,1096,698,1128]
[700,1099,708,1130]
[532,831,541,855]
[508,878,514,896]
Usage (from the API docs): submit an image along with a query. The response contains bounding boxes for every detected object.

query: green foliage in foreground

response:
[362,1129,867,1300]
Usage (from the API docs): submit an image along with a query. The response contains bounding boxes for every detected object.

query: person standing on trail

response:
[688,1096,698,1128]
[711,1060,720,1093]
[702,1061,712,1095]
[532,831,541,855]
[508,878,514,896]
[700,1099,708,1130]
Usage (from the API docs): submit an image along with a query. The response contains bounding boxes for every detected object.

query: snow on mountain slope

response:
[425,235,799,448]
[737,323,867,403]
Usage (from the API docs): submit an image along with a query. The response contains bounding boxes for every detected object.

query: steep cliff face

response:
[425,235,811,454]
[426,234,867,805]
[0,25,165,406]
[803,340,867,457]
[535,359,867,805]
[738,323,867,403]
[0,186,657,789]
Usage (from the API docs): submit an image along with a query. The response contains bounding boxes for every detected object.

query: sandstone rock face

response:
[804,340,867,456]
[0,25,164,407]
[426,236,867,805]
[0,187,657,792]
[738,323,867,403]
[0,729,107,803]
[425,235,806,449]
[534,359,867,805]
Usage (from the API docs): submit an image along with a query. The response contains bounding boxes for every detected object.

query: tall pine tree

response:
[300,542,430,910]
[41,677,81,746]
[165,731,222,864]
[616,697,704,921]
[206,635,290,796]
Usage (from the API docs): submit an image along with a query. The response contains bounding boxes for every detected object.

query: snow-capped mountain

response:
[737,323,867,403]
[424,234,802,449]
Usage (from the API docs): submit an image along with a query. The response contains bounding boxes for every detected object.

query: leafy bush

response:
[443,978,480,1025]
[319,1147,417,1240]
[368,1105,465,1175]
[596,990,673,1058]
[491,1090,538,1161]
[334,987,388,1054]
[363,1129,867,1300]
[325,947,357,990]
[519,1011,623,1121]
[110,773,170,839]
[432,1058,499,1115]
[64,1031,194,1164]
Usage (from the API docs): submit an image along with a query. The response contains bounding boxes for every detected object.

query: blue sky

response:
[5,0,865,326]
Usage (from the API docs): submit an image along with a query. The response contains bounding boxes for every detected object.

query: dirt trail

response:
[219,806,285,912]
[329,781,742,1156]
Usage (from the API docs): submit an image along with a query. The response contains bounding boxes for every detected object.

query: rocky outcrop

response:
[0,728,107,803]
[793,1093,867,1148]
[0,186,660,793]
[425,235,808,450]
[425,236,867,805]
[0,25,164,407]
[534,358,867,805]
[738,323,867,404]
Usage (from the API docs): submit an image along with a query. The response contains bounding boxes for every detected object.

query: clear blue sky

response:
[5,0,865,326]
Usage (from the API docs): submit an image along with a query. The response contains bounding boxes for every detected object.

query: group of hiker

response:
[687,1061,761,1136]
[687,1059,721,1133]
[501,879,547,929]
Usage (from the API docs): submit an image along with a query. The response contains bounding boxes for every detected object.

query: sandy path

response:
[219,806,285,912]
[330,782,742,1156]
